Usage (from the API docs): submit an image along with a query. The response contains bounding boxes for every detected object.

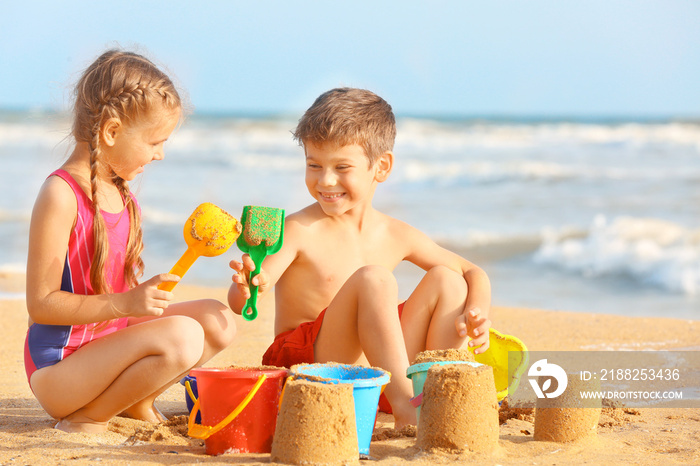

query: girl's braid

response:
[75,50,181,296]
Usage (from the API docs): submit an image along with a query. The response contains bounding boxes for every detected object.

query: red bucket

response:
[188,367,288,455]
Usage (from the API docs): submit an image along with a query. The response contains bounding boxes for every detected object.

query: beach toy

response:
[158,203,242,292]
[236,205,285,321]
[180,375,200,424]
[291,363,391,456]
[468,327,529,401]
[271,378,359,464]
[407,360,482,422]
[406,328,529,421]
[187,367,288,455]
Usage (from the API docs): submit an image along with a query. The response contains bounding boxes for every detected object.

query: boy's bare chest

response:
[298,233,401,285]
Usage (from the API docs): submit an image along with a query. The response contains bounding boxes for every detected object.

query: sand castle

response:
[417,363,499,453]
[412,348,476,365]
[534,375,602,442]
[271,378,359,465]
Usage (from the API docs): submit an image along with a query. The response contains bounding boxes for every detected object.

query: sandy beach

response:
[2,272,699,465]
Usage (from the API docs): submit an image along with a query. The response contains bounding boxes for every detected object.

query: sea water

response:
[1,110,698,318]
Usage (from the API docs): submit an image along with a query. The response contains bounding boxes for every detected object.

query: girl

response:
[24,49,237,433]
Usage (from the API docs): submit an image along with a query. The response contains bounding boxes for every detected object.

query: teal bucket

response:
[406,360,483,422]
[292,364,390,456]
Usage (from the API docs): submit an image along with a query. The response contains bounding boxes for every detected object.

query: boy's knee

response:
[353,265,398,293]
[426,265,467,295]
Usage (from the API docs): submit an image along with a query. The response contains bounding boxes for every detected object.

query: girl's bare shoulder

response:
[35,173,79,214]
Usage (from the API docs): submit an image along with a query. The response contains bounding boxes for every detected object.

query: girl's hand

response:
[455,307,491,354]
[120,273,180,317]
[230,255,269,300]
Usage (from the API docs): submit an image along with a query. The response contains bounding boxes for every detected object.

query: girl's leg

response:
[400,265,469,363]
[314,265,416,428]
[128,299,236,362]
[30,315,206,433]
[122,299,236,420]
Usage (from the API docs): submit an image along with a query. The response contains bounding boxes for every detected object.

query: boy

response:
[228,88,491,428]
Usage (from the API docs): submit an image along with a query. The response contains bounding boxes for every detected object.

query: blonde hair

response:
[293,88,396,166]
[72,49,181,294]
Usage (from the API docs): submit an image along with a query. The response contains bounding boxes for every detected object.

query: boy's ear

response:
[100,118,122,147]
[374,151,394,182]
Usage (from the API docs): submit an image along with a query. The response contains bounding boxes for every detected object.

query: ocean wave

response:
[3,115,700,152]
[0,121,69,149]
[395,159,700,185]
[0,263,26,274]
[140,207,187,225]
[534,215,700,295]
[0,209,31,222]
[397,119,700,151]
[399,160,577,184]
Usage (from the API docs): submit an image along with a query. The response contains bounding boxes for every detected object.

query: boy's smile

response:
[304,142,380,216]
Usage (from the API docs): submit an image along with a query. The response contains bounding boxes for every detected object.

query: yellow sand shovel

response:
[468,328,529,401]
[158,203,242,292]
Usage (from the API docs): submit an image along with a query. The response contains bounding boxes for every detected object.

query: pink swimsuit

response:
[24,169,134,385]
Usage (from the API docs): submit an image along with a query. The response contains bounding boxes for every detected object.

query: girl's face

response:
[102,106,181,181]
[304,141,386,217]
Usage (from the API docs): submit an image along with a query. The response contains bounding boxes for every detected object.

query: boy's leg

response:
[30,315,206,432]
[400,265,469,363]
[314,265,417,427]
[122,299,236,420]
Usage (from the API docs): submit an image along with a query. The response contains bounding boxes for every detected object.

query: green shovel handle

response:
[241,246,267,321]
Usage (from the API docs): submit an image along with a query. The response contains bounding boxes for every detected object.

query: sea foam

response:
[535,215,700,295]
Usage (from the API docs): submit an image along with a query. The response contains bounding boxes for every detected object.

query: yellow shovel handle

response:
[187,374,267,439]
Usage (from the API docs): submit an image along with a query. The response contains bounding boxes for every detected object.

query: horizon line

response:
[1,106,698,124]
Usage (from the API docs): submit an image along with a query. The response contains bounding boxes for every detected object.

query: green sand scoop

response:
[236,205,285,321]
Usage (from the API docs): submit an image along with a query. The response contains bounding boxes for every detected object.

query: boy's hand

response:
[456,307,491,354]
[121,273,179,317]
[230,255,269,300]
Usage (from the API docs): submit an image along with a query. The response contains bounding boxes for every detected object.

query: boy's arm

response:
[402,223,492,352]
[457,263,492,351]
[227,216,298,314]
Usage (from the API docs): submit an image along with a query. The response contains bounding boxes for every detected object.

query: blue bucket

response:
[180,374,201,424]
[292,363,390,456]
[406,360,482,422]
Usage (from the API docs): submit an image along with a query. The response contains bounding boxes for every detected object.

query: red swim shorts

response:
[261,309,327,368]
[261,303,405,414]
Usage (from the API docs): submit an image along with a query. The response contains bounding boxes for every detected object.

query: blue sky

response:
[1,0,699,117]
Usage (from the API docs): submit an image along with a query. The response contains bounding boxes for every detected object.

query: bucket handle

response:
[185,379,197,404]
[187,374,267,439]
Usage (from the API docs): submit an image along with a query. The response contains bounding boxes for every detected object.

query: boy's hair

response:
[72,49,181,294]
[293,88,396,166]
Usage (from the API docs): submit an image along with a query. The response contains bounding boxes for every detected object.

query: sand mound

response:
[533,376,601,442]
[372,425,417,441]
[111,416,192,446]
[412,348,475,365]
[499,398,535,424]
